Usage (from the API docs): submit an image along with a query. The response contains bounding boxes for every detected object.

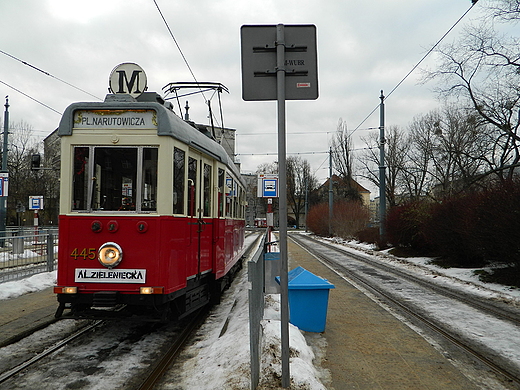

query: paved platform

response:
[0,243,482,389]
[287,238,480,390]
[0,287,57,347]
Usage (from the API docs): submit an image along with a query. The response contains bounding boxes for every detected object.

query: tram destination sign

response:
[241,24,318,101]
[73,110,158,129]
[75,268,147,283]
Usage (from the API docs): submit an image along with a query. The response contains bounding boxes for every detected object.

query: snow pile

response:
[167,270,327,390]
[0,270,56,300]
[259,294,327,390]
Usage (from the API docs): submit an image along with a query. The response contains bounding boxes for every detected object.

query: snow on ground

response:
[0,270,56,300]
[323,235,520,304]
[1,272,327,390]
[162,267,327,390]
[2,233,520,389]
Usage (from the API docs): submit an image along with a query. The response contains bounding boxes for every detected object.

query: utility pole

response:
[0,96,9,241]
[379,91,386,241]
[304,176,308,232]
[328,147,333,236]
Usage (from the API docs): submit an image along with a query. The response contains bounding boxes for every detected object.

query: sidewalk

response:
[287,238,480,390]
[0,287,57,347]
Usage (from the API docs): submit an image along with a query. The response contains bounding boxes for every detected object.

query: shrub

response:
[307,200,370,238]
[306,203,330,236]
[356,226,384,248]
[387,180,520,268]
[424,195,484,266]
[385,201,432,252]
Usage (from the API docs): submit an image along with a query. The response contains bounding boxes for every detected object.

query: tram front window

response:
[72,146,158,212]
[93,147,137,211]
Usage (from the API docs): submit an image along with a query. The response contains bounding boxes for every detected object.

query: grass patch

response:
[475,265,520,288]
[388,246,424,258]
[429,257,470,269]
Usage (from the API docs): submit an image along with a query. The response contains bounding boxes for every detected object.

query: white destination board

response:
[75,268,147,283]
[73,110,158,129]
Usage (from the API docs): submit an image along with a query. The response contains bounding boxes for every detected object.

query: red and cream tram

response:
[54,65,246,320]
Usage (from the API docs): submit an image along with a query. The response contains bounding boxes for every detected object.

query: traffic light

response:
[31,154,41,170]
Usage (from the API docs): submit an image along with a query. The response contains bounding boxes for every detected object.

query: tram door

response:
[187,152,213,278]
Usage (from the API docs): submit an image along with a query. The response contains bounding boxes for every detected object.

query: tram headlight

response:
[98,242,123,269]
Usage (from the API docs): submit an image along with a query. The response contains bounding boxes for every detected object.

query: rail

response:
[0,228,58,283]
[290,233,520,387]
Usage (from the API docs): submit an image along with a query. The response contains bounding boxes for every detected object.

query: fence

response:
[248,230,268,390]
[0,228,58,283]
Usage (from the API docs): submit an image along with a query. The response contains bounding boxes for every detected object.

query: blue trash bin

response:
[276,266,335,332]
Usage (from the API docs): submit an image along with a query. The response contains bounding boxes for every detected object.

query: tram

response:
[54,63,246,320]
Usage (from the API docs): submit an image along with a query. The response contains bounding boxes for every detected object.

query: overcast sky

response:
[1,0,485,193]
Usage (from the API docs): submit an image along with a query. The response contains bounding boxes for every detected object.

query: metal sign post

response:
[242,24,318,389]
[275,25,290,388]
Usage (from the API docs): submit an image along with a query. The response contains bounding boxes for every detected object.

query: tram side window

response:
[239,187,244,218]
[233,182,239,218]
[72,147,89,211]
[141,148,158,211]
[225,176,233,217]
[218,169,224,217]
[173,148,185,214]
[187,157,197,216]
[203,163,212,217]
[93,147,137,211]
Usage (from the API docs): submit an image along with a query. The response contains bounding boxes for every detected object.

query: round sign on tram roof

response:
[109,62,148,98]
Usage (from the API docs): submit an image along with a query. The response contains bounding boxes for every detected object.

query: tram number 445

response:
[71,248,97,260]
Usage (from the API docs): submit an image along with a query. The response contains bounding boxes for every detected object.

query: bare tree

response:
[331,119,354,180]
[486,0,520,21]
[424,13,520,183]
[360,125,408,206]
[406,106,491,200]
[361,105,491,204]
[4,120,43,226]
[286,156,318,228]
[331,118,361,202]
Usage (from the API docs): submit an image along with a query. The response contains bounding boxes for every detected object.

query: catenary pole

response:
[379,91,386,240]
[0,97,9,243]
[276,24,290,388]
[328,147,333,236]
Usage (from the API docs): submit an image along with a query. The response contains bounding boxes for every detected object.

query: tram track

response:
[297,234,520,326]
[0,320,103,385]
[0,234,262,389]
[290,233,520,388]
[138,234,263,389]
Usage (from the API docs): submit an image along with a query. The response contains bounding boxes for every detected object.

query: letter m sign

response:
[109,63,148,98]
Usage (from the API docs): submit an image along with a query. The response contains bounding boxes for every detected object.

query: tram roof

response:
[57,93,243,181]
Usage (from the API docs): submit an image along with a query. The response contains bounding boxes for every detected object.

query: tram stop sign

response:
[241,24,318,101]
[29,196,44,210]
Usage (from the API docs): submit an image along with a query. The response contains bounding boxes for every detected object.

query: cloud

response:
[1,0,484,190]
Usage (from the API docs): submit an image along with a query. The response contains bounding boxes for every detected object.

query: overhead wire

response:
[152,0,228,133]
[236,146,373,157]
[352,1,480,133]
[0,49,103,101]
[152,0,201,94]
[0,80,62,115]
